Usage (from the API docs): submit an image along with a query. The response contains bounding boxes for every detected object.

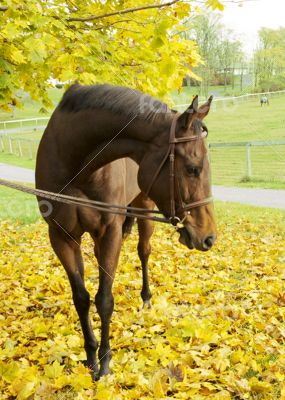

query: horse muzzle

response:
[178,226,216,251]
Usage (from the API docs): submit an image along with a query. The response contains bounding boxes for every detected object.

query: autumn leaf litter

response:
[0,207,285,399]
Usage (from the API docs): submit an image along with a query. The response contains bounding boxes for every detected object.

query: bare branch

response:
[66,0,180,23]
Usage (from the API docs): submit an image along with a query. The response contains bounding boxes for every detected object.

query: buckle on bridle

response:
[169,213,189,228]
[169,216,181,226]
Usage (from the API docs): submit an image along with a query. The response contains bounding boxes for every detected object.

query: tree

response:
[181,11,244,96]
[185,12,222,96]
[253,27,285,91]
[217,33,244,91]
[0,0,224,111]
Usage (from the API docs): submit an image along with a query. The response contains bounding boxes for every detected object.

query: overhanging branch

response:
[66,0,181,22]
[0,1,180,23]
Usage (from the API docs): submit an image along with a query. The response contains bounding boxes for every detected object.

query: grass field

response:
[0,183,284,226]
[0,89,284,188]
[207,95,285,187]
[0,186,39,224]
[0,153,35,169]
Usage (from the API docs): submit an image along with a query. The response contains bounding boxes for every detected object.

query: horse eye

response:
[201,123,208,136]
[186,165,200,177]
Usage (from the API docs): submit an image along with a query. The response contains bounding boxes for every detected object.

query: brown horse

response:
[35,83,216,379]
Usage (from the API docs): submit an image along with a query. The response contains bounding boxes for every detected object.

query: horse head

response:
[138,96,217,251]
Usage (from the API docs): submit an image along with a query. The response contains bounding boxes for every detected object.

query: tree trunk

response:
[240,69,243,91]
[224,69,227,92]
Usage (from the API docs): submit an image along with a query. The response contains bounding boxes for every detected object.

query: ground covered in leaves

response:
[0,203,285,399]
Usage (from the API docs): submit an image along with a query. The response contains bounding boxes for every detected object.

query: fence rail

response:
[175,89,285,109]
[0,118,49,136]
[1,134,284,186]
[209,140,285,185]
[0,136,39,159]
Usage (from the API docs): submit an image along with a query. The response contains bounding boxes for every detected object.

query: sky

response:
[216,0,285,54]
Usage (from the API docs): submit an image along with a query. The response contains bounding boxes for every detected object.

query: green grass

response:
[209,143,285,188]
[237,178,285,189]
[0,186,39,224]
[215,200,285,231]
[207,95,285,143]
[172,90,285,142]
[206,95,285,187]
[0,153,35,169]
[0,185,284,227]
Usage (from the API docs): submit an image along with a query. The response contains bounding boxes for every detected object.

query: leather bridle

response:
[145,114,213,226]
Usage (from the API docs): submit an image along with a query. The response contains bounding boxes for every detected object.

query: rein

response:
[0,178,170,224]
[0,115,213,226]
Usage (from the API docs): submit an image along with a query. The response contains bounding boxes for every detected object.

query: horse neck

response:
[76,112,172,182]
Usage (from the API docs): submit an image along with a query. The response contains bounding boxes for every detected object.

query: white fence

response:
[0,117,49,134]
[0,136,39,159]
[209,140,285,185]
[175,89,285,110]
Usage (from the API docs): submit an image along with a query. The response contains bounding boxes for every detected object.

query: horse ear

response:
[177,95,199,130]
[197,95,213,120]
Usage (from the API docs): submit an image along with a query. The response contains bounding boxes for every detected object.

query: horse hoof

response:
[93,372,100,381]
[98,366,111,378]
[143,300,152,309]
[82,360,99,380]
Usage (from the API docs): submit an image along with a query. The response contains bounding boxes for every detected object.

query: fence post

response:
[246,143,252,179]
[29,142,33,159]
[8,137,12,154]
[18,140,23,157]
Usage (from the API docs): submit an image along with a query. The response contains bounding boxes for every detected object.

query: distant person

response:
[260,95,269,106]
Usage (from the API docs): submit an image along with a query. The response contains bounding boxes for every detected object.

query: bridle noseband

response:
[145,114,213,226]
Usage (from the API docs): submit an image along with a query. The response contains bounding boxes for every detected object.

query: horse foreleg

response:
[133,195,155,308]
[137,218,154,308]
[49,226,99,379]
[94,222,122,377]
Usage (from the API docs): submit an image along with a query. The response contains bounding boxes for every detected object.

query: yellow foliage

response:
[0,0,217,109]
[0,206,284,399]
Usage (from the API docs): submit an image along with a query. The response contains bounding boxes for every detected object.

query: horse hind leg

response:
[48,225,99,380]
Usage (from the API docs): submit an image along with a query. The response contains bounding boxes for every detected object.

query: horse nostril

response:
[203,235,215,250]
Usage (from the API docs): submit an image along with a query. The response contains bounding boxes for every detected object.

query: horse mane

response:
[58,83,171,123]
